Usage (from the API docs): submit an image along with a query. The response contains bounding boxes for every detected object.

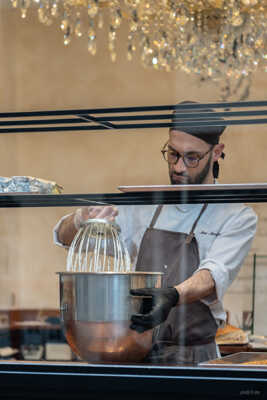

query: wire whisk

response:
[67,218,132,273]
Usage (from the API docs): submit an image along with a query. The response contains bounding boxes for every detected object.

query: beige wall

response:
[0,2,266,329]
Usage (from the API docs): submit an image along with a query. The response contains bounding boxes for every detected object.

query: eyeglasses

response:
[161,142,214,168]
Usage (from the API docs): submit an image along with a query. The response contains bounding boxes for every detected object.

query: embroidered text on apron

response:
[135,204,218,364]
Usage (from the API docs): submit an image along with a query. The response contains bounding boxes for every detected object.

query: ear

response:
[213,143,224,162]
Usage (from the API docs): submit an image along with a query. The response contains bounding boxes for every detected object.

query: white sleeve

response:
[53,213,73,248]
[196,206,257,304]
[115,205,140,263]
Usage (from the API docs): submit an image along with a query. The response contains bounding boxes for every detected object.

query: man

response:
[54,101,257,364]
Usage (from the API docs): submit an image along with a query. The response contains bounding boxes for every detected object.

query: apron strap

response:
[149,203,208,237]
[186,203,208,244]
[149,205,163,228]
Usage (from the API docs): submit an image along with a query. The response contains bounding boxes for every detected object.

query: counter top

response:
[0,359,267,399]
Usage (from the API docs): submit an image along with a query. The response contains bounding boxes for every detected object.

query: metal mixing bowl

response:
[57,272,163,363]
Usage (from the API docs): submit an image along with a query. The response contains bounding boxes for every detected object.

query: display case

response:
[251,255,267,338]
[0,102,267,399]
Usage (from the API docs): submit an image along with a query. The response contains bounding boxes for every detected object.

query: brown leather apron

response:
[135,204,218,364]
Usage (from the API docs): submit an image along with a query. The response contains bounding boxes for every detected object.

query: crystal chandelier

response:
[11,0,267,99]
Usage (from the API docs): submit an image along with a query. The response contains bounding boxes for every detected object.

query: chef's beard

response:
[170,154,212,185]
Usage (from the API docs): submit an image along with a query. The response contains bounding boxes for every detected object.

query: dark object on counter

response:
[9,320,68,361]
[43,317,66,344]
[0,328,11,348]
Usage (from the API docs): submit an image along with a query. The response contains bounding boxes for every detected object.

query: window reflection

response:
[2,203,267,367]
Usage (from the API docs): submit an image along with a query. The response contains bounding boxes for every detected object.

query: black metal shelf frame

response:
[0,100,266,134]
[0,100,266,206]
[1,188,267,207]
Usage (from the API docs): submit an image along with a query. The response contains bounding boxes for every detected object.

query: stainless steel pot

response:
[57,272,163,363]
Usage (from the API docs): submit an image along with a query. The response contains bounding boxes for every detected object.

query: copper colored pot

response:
[57,272,162,363]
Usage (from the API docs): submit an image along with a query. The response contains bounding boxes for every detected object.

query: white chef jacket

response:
[53,202,257,327]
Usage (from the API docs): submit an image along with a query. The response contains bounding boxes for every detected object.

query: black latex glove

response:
[130,287,179,334]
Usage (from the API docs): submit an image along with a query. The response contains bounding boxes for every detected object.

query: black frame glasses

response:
[161,142,214,168]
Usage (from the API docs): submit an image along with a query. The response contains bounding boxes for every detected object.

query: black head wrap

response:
[171,101,226,178]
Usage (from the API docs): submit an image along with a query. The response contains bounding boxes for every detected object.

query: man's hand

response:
[57,206,118,246]
[130,288,179,333]
[74,206,118,230]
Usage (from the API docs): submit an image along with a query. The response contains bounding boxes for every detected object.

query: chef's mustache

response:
[171,172,189,179]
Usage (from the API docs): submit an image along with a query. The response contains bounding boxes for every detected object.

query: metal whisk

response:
[66,218,132,273]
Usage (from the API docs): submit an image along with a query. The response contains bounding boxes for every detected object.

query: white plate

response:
[13,321,51,327]
[118,183,267,193]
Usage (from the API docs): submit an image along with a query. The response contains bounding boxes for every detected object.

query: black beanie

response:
[171,101,226,178]
[171,101,226,145]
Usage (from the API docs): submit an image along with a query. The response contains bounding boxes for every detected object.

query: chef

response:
[54,101,257,364]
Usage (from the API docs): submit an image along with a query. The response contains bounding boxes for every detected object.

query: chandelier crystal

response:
[11,0,267,99]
